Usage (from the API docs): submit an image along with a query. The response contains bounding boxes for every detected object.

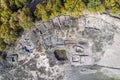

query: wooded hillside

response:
[0,0,120,52]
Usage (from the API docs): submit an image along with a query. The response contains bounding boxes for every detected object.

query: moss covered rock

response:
[54,49,67,61]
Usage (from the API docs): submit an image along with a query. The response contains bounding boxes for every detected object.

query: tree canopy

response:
[0,0,33,51]
[34,0,120,19]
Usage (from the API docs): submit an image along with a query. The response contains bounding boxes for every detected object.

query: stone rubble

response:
[0,14,120,80]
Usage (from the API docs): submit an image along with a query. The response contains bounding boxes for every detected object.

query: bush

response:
[54,49,67,61]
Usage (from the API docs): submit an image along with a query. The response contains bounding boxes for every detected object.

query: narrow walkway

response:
[28,0,44,12]
[96,64,120,70]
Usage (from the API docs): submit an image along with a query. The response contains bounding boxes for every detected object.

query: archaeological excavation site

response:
[0,13,120,80]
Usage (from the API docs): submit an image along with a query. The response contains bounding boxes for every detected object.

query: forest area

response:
[0,0,120,52]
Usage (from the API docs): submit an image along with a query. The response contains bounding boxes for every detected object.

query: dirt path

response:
[28,0,44,12]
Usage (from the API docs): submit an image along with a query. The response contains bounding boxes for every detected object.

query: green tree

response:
[87,0,105,13]
[45,0,52,12]
[0,0,9,10]
[104,0,120,14]
[64,0,86,17]
[34,4,49,21]
[17,9,33,30]
[1,10,12,23]
[0,0,32,51]
[8,0,27,10]
[0,38,6,51]
[9,12,20,31]
[50,0,62,18]
[0,23,18,44]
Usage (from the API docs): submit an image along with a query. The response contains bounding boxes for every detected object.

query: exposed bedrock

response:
[0,14,120,80]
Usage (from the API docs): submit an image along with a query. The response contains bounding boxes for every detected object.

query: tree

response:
[8,0,27,11]
[0,23,18,44]
[50,4,60,18]
[50,0,62,18]
[0,38,6,51]
[0,0,9,10]
[34,4,49,21]
[9,8,33,31]
[9,12,20,31]
[104,0,120,14]
[64,0,86,17]
[1,10,12,23]
[87,0,105,13]
[45,0,52,12]
[0,0,32,51]
[17,8,33,30]
[60,7,67,15]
